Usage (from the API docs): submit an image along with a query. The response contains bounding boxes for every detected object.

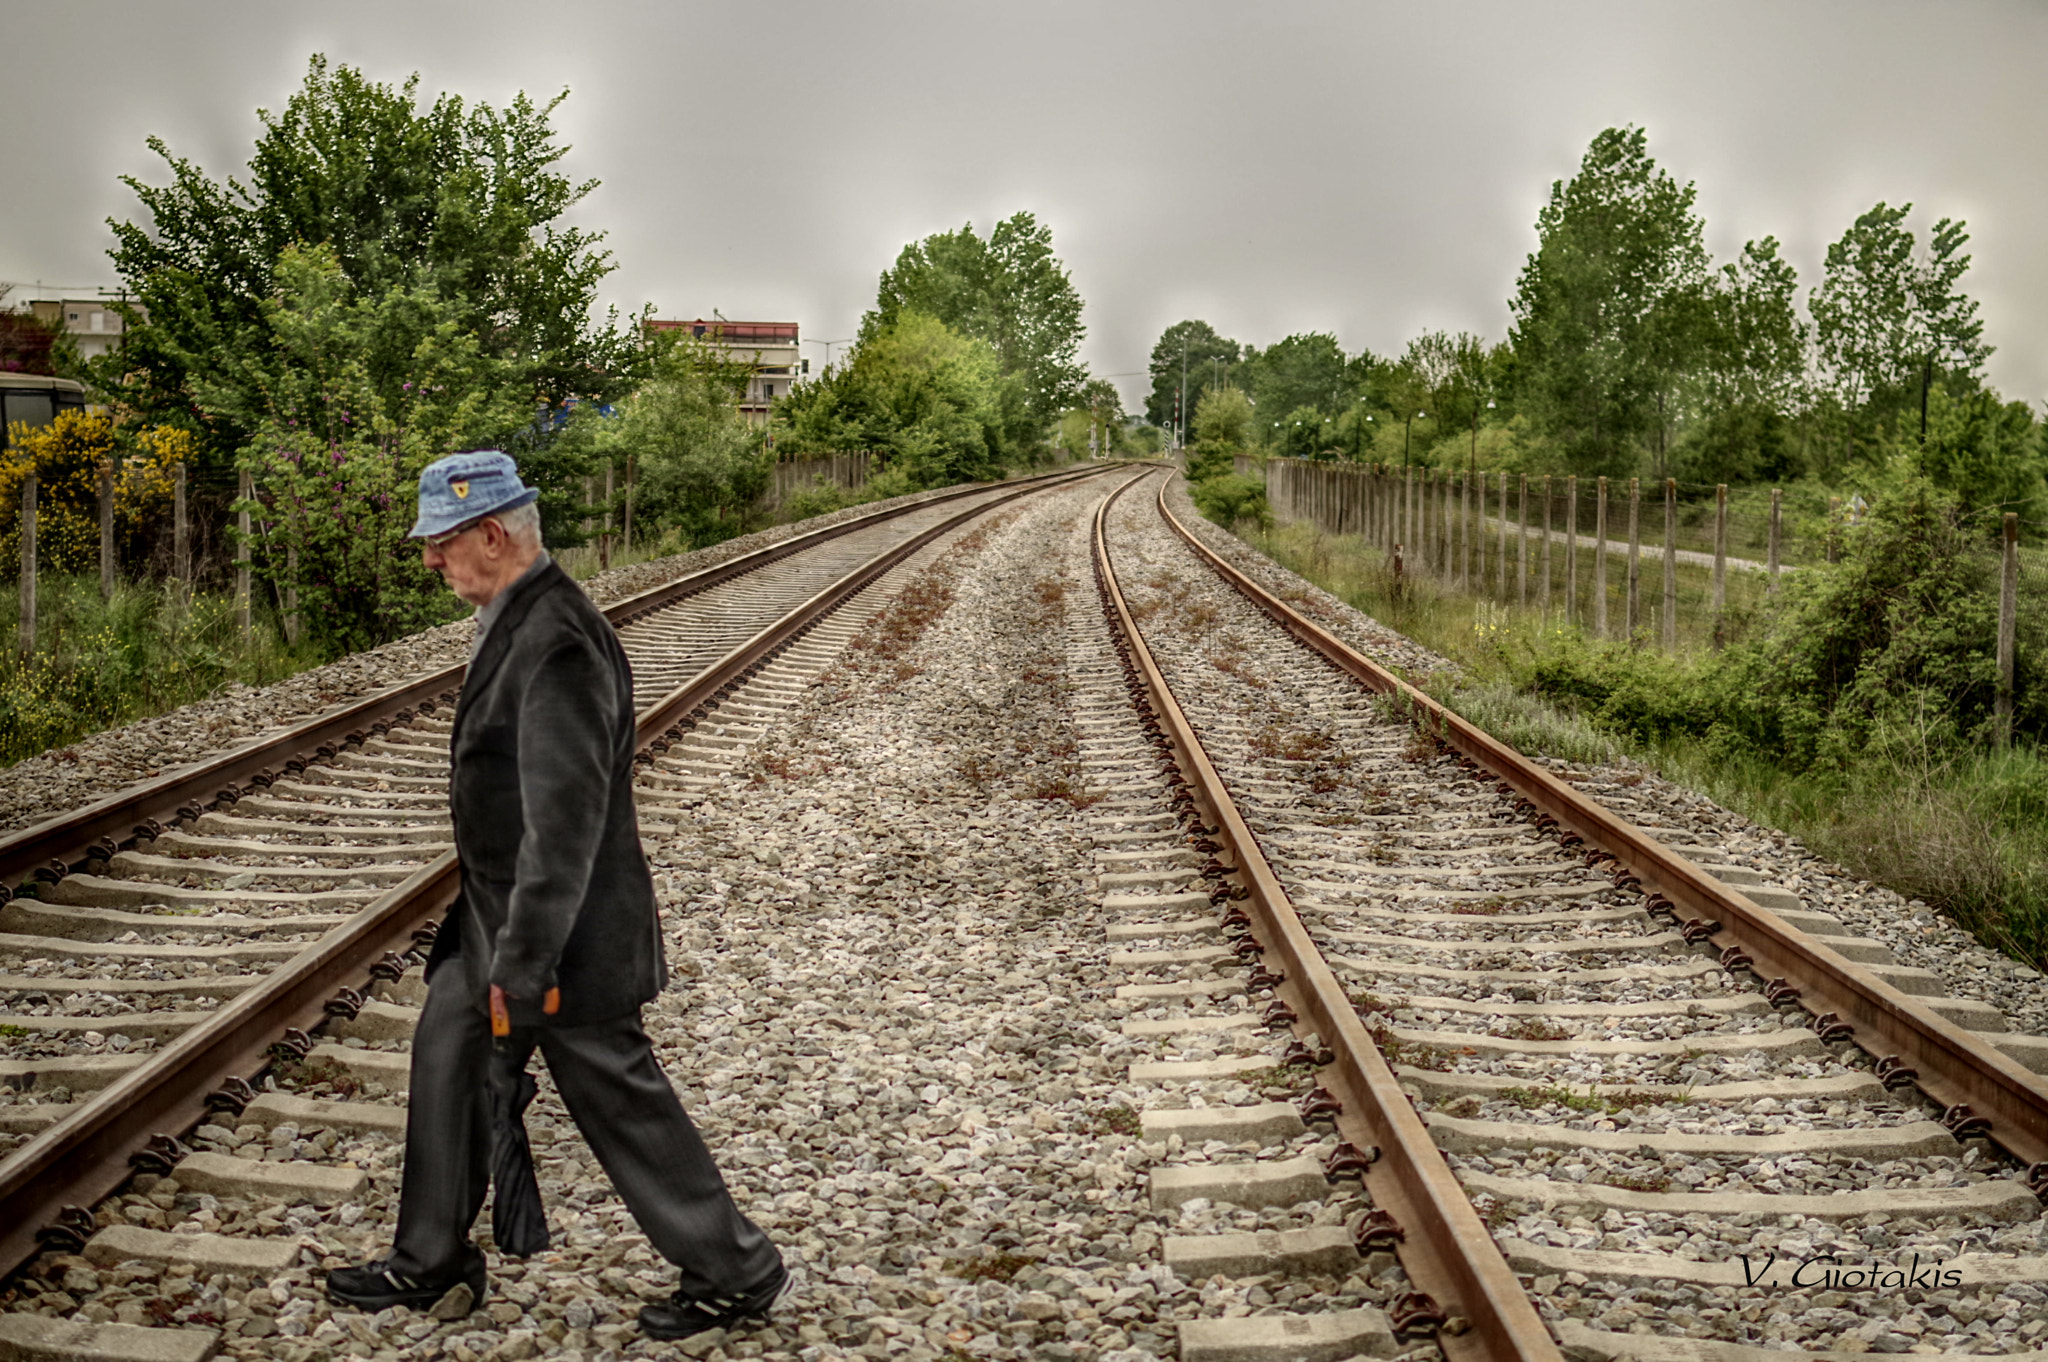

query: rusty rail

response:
[1150,477,2048,1185]
[0,463,1126,1280]
[1091,470,1563,1362]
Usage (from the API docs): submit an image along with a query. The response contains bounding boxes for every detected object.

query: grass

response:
[1495,1084,1691,1115]
[1239,516,2048,971]
[0,575,319,767]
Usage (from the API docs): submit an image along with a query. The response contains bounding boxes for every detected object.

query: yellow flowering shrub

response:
[0,411,184,572]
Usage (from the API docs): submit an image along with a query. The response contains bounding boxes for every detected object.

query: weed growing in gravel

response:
[1370,1024,1459,1071]
[1496,1084,1690,1115]
[1603,1169,1674,1193]
[1024,769,1101,809]
[0,1023,26,1038]
[943,1252,1040,1283]
[1493,1017,1571,1042]
[1091,1104,1143,1137]
[271,1054,361,1098]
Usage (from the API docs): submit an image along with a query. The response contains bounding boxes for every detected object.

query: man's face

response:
[421,517,513,607]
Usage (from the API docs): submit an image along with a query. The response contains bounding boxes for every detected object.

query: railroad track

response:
[1082,468,2048,1360]
[0,461,1126,1329]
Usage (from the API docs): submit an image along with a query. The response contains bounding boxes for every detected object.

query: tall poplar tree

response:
[1508,126,1711,478]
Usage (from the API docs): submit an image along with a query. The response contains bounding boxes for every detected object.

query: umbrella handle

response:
[489,985,560,1034]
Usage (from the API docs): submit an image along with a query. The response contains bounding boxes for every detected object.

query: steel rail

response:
[1091,470,1562,1362]
[1150,477,2048,1185]
[0,464,1113,896]
[0,462,1127,1280]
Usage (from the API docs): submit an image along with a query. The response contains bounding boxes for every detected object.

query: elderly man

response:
[327,450,788,1340]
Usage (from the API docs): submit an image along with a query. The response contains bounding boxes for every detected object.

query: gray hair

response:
[489,501,544,548]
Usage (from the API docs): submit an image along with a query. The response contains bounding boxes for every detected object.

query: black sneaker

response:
[638,1263,793,1340]
[327,1245,487,1312]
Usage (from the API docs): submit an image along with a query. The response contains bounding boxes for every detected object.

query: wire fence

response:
[1246,456,2039,741]
[2,449,882,657]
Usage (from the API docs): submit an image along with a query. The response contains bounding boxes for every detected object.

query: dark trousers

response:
[388,983,781,1299]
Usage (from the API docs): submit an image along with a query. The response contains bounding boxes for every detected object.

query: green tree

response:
[1146,320,1242,435]
[1508,126,1712,479]
[97,55,631,468]
[596,336,767,548]
[778,313,1022,488]
[1905,387,2043,521]
[1240,332,1360,427]
[1810,203,1991,461]
[866,212,1085,428]
[215,244,531,656]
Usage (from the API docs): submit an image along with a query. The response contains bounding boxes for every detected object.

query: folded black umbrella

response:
[486,990,550,1259]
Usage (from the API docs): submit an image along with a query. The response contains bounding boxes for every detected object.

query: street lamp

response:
[1404,410,1429,468]
[801,337,853,374]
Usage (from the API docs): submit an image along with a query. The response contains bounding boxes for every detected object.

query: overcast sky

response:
[7,0,2047,413]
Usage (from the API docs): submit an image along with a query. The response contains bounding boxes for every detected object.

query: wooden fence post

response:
[1566,475,1579,625]
[1712,484,1728,645]
[1626,478,1642,642]
[1497,472,1509,597]
[174,462,190,599]
[1767,488,1782,596]
[1441,470,1452,578]
[98,458,115,600]
[19,474,36,656]
[1463,470,1474,588]
[1663,477,1678,651]
[1540,474,1553,614]
[1998,512,2018,748]
[1826,495,1840,564]
[285,548,300,646]
[1595,477,1609,638]
[1517,474,1529,607]
[623,454,635,553]
[235,469,252,643]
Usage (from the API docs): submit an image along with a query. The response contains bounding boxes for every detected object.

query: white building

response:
[27,297,134,360]
[645,318,805,424]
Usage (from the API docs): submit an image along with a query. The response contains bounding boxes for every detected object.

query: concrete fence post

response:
[1768,488,1782,596]
[1566,475,1579,625]
[1517,474,1529,607]
[1540,474,1553,614]
[1463,471,1474,588]
[1595,477,1609,638]
[600,459,615,570]
[235,468,252,643]
[1998,512,2018,748]
[98,458,115,600]
[19,474,35,656]
[1663,477,1678,651]
[623,454,635,553]
[1626,478,1642,642]
[1826,495,1840,565]
[173,462,190,601]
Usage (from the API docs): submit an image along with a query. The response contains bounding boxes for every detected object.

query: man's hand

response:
[489,983,561,1036]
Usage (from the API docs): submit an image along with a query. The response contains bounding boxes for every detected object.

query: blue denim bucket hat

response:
[409,450,540,538]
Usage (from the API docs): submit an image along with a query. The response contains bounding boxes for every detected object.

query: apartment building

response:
[644,318,806,424]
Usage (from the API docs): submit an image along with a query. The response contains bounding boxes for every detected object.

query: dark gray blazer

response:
[424,559,665,1027]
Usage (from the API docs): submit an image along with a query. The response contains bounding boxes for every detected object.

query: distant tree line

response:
[1155,125,2038,528]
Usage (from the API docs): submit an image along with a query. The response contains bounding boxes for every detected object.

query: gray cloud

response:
[6,0,2045,413]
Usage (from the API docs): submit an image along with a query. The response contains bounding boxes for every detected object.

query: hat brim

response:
[408,486,541,539]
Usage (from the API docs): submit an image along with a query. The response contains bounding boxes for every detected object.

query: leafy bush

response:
[1190,473,1272,532]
